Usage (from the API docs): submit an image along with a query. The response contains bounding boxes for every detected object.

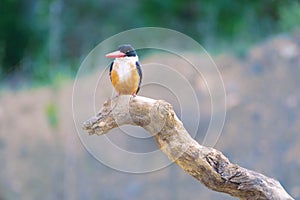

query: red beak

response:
[105,50,126,58]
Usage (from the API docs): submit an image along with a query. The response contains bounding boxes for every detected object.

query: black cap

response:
[117,44,137,57]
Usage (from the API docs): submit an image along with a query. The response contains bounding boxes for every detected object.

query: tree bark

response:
[82,95,294,200]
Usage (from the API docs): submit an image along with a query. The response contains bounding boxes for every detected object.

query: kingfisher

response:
[106,44,142,96]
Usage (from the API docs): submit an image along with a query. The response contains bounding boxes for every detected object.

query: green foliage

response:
[0,0,30,73]
[0,0,299,88]
[279,1,300,32]
[45,102,59,130]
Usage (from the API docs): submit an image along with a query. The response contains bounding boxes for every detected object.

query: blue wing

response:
[136,61,142,94]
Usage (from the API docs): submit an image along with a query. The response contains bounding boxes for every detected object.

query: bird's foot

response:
[111,93,120,100]
[130,93,137,100]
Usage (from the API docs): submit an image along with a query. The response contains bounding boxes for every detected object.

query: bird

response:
[106,44,142,97]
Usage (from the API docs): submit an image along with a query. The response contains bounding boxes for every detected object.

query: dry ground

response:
[0,31,300,200]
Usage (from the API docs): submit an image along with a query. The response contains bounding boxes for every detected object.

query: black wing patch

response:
[136,61,142,94]
[109,62,114,81]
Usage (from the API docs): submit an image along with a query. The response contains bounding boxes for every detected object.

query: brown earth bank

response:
[0,31,300,200]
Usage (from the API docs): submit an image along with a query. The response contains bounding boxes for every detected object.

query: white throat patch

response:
[114,56,139,81]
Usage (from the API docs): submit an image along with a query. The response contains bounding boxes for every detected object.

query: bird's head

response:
[106,44,137,58]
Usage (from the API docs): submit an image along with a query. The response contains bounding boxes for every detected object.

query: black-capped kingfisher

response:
[106,44,142,96]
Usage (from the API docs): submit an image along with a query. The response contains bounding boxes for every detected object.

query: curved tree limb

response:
[82,95,294,200]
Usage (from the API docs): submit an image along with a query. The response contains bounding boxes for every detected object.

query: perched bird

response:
[106,44,142,96]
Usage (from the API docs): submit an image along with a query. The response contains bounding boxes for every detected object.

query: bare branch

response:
[82,95,294,200]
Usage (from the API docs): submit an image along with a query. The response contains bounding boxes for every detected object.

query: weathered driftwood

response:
[82,95,294,200]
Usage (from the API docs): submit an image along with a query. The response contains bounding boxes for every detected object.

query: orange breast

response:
[110,62,140,95]
[110,69,120,89]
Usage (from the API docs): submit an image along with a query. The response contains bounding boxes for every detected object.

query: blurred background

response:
[1,0,300,199]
